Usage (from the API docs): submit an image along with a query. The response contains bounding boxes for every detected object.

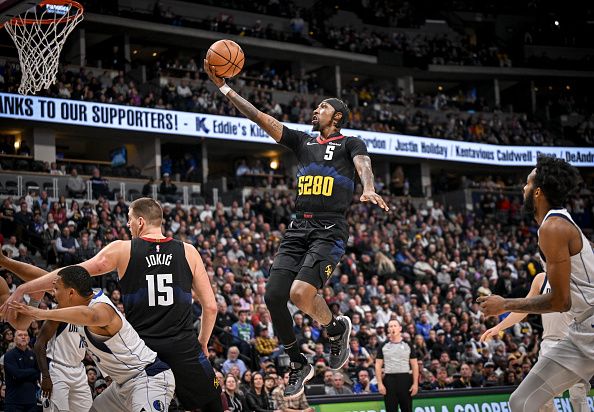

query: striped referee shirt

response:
[377,339,417,374]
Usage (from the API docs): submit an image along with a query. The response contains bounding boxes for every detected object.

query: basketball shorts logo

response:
[325,265,333,278]
[153,400,164,411]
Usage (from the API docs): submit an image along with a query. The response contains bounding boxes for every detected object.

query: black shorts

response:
[144,335,221,409]
[272,212,348,289]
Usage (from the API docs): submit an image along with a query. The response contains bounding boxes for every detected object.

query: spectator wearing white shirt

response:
[177,80,192,98]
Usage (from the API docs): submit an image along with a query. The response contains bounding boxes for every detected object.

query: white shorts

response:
[91,369,175,412]
[43,362,92,412]
[541,337,594,382]
[539,338,561,358]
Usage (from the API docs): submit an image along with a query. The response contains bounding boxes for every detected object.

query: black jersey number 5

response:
[145,274,174,306]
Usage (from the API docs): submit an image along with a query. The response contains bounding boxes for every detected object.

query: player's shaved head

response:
[130,198,163,227]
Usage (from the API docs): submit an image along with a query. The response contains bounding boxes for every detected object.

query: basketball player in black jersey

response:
[205,60,389,398]
[3,198,223,411]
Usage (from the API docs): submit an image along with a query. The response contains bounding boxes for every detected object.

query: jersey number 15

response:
[146,274,174,306]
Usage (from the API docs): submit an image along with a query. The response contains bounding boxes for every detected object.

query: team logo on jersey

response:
[214,377,220,388]
[153,400,164,411]
[325,265,333,278]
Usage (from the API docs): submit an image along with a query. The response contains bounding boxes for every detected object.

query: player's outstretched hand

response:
[360,191,389,211]
[480,326,500,342]
[8,301,42,320]
[476,295,506,317]
[203,59,225,88]
[0,287,24,322]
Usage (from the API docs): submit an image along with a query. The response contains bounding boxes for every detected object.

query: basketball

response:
[206,39,244,78]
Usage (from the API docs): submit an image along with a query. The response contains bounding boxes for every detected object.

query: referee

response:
[375,319,419,412]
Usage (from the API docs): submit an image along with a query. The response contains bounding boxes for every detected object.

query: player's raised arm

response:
[203,59,284,142]
[78,239,128,276]
[0,252,49,281]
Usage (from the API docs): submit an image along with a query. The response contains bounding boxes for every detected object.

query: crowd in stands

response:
[0,176,592,407]
[86,0,514,67]
[2,62,587,147]
[83,0,594,72]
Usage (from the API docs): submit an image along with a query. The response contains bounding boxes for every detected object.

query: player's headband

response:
[323,98,350,128]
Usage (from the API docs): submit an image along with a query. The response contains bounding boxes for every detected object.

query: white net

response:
[4,1,84,95]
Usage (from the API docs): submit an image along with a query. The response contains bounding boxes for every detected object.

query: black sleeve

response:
[345,136,368,158]
[408,342,418,360]
[377,341,385,359]
[279,126,308,154]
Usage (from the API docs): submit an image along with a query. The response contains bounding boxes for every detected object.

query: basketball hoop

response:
[2,0,84,95]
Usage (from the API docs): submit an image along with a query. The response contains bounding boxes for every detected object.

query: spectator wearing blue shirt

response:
[222,346,248,377]
[353,369,378,394]
[183,153,198,181]
[415,313,432,341]
[4,329,39,412]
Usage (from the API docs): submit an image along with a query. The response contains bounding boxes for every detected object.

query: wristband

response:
[219,84,232,95]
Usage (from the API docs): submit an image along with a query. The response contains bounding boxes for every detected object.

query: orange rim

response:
[4,0,83,27]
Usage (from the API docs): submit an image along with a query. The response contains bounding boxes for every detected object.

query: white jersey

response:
[47,322,86,367]
[80,290,157,384]
[540,276,572,341]
[538,208,594,358]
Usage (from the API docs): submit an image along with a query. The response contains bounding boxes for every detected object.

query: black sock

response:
[284,341,307,366]
[324,316,346,337]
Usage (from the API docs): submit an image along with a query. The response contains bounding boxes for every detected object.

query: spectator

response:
[76,233,97,262]
[159,173,178,203]
[89,168,110,199]
[353,369,378,394]
[67,168,86,198]
[2,236,19,258]
[3,330,39,411]
[222,346,247,377]
[255,326,279,358]
[245,372,275,412]
[94,378,108,397]
[183,153,198,181]
[236,159,250,177]
[272,370,314,412]
[432,367,452,389]
[231,309,255,356]
[452,363,478,388]
[55,226,79,265]
[142,177,154,197]
[325,372,353,395]
[223,374,248,412]
[41,216,60,264]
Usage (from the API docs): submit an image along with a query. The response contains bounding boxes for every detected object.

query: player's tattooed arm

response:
[354,155,389,211]
[226,91,284,142]
[203,59,284,141]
